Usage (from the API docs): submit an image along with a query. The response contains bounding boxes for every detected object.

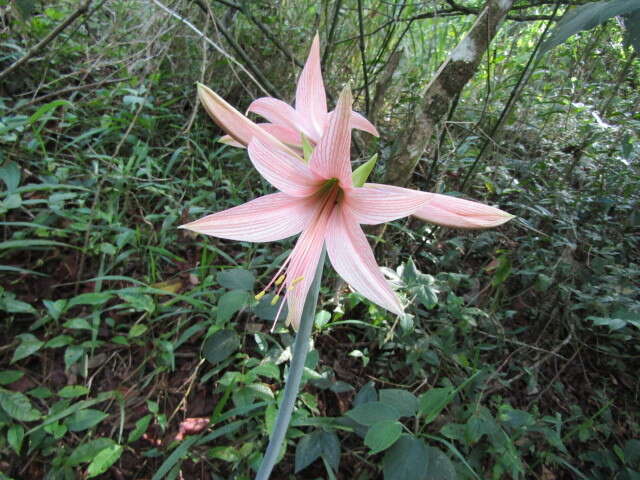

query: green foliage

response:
[0,0,638,478]
[540,0,640,55]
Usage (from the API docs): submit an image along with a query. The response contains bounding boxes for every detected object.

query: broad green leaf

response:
[418,386,455,424]
[43,299,67,321]
[424,446,456,480]
[11,333,44,363]
[86,444,123,477]
[128,414,152,443]
[1,296,36,314]
[216,268,255,290]
[295,430,340,473]
[354,381,377,406]
[346,401,401,426]
[540,0,640,55]
[217,289,249,322]
[66,438,115,466]
[0,161,20,191]
[7,424,24,454]
[202,329,239,364]
[58,385,90,399]
[623,9,640,53]
[64,345,85,370]
[364,420,402,454]
[128,324,148,337]
[379,389,418,417]
[67,292,113,308]
[0,388,41,421]
[295,433,323,472]
[0,370,24,385]
[45,334,74,348]
[352,154,378,187]
[383,435,428,480]
[66,409,108,432]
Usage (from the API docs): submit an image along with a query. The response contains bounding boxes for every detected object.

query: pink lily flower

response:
[198,34,378,152]
[181,88,513,329]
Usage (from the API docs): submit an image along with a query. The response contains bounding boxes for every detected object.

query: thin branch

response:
[0,0,92,82]
[322,0,344,67]
[356,0,370,115]
[149,0,272,96]
[237,4,303,68]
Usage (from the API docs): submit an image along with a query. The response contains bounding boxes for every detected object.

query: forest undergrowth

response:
[0,0,638,479]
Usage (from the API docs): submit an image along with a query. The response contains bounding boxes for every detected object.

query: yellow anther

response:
[255,291,266,301]
[291,276,304,286]
[275,275,285,286]
[270,294,280,305]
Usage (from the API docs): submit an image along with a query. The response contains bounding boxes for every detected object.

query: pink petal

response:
[247,139,321,197]
[414,193,514,229]
[180,193,315,242]
[247,97,314,140]
[295,33,328,142]
[310,88,353,187]
[350,111,379,137]
[197,83,297,156]
[284,201,332,329]
[258,124,303,149]
[346,183,431,225]
[325,206,403,316]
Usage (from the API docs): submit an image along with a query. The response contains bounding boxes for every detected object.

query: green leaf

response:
[7,424,24,454]
[45,334,74,348]
[202,329,239,364]
[15,0,36,18]
[0,239,71,250]
[86,444,123,477]
[63,318,93,330]
[216,268,255,290]
[67,292,113,308]
[302,135,314,161]
[66,438,115,466]
[623,9,640,53]
[364,420,403,454]
[491,254,511,287]
[128,324,148,337]
[540,0,640,55]
[28,100,74,126]
[0,161,20,192]
[217,289,249,322]
[424,446,456,480]
[58,385,89,399]
[128,414,152,443]
[295,430,341,473]
[383,435,428,480]
[1,296,36,314]
[66,409,108,432]
[0,370,24,385]
[295,432,323,472]
[64,345,85,370]
[0,388,41,421]
[11,333,44,363]
[346,401,401,426]
[43,299,67,321]
[352,154,378,187]
[379,389,418,417]
[418,386,455,424]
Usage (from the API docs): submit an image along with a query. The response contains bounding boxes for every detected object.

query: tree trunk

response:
[384,0,514,187]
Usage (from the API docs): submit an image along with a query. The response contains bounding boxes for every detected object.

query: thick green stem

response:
[255,249,326,480]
